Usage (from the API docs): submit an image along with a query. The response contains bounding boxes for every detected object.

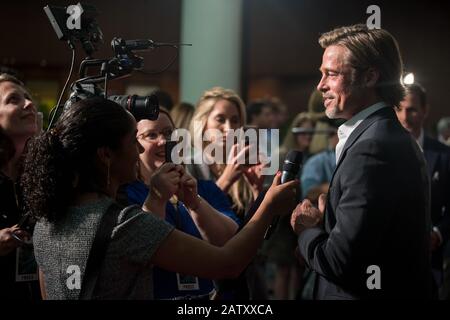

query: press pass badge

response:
[176,273,200,291]
[15,244,38,282]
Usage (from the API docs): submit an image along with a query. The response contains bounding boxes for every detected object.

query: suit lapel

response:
[324,107,397,232]
[423,136,438,177]
[328,107,395,186]
[323,107,395,231]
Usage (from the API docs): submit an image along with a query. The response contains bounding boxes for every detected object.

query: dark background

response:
[1,0,449,132]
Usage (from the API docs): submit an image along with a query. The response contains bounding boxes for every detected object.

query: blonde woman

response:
[187,87,265,218]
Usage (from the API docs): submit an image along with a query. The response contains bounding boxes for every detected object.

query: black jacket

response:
[298,107,433,299]
[423,136,450,277]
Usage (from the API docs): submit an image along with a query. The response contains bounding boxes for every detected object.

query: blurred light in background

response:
[403,72,415,85]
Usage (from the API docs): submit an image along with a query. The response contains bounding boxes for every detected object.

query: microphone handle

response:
[281,171,297,184]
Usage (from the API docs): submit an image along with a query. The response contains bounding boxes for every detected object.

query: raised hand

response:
[261,171,299,217]
[243,161,266,197]
[215,144,251,192]
[176,167,200,210]
[148,163,183,202]
[0,226,29,256]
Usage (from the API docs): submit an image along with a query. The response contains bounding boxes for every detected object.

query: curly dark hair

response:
[21,97,135,222]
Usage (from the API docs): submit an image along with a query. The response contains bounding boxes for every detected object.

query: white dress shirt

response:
[415,128,424,151]
[335,101,389,165]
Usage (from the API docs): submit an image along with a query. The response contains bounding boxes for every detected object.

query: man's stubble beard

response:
[325,105,340,119]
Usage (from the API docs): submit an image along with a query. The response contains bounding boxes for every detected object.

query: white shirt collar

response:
[416,128,424,150]
[335,101,388,164]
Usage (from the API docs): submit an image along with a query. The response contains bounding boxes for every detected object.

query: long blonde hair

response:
[190,87,252,214]
[170,102,195,130]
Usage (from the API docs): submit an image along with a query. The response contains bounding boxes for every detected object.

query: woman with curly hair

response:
[21,97,298,299]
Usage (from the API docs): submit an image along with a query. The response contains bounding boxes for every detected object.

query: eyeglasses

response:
[138,129,174,142]
[292,127,315,136]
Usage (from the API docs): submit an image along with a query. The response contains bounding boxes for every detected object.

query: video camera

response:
[43,2,188,127]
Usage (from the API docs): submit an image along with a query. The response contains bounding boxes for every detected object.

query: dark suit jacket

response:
[298,107,433,299]
[423,136,450,278]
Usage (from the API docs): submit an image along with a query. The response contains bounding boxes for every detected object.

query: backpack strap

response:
[79,202,122,300]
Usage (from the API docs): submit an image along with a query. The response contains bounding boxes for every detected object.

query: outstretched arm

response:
[151,172,298,279]
[177,169,239,246]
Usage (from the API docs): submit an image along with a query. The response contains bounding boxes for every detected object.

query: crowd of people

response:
[1,24,450,300]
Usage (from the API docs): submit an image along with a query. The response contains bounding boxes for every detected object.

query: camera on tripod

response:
[44,2,163,125]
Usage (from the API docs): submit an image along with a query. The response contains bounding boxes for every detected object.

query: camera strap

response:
[79,202,123,300]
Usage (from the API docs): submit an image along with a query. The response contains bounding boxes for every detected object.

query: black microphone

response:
[111,37,192,54]
[124,39,157,50]
[264,150,303,240]
[281,150,303,184]
[111,38,158,54]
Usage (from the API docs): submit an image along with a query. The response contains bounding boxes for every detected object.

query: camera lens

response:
[108,94,159,121]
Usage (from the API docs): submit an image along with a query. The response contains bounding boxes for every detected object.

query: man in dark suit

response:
[290,24,433,299]
[396,83,450,297]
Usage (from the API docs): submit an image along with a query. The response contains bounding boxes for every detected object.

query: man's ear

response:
[97,146,113,166]
[364,68,380,88]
